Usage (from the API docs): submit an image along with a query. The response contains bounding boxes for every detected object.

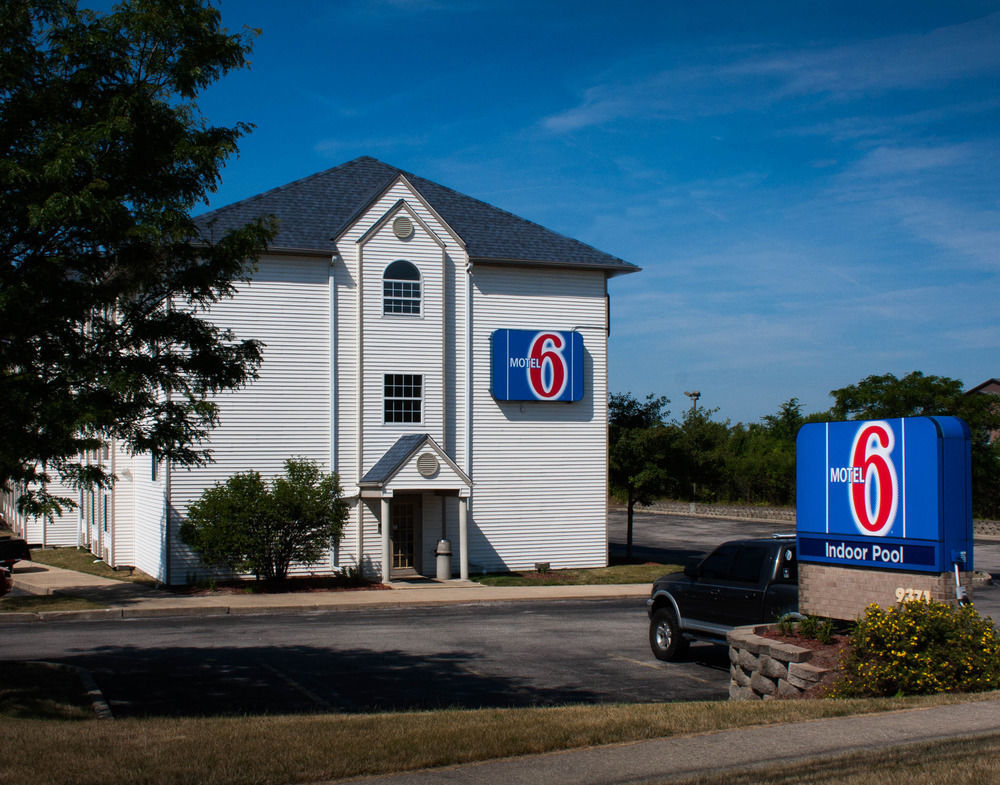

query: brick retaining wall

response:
[727,625,834,700]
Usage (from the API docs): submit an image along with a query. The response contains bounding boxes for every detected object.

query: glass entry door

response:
[391,497,420,572]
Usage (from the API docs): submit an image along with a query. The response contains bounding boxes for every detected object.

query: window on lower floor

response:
[384,374,422,423]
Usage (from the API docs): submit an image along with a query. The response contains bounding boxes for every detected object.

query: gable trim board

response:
[7,158,637,584]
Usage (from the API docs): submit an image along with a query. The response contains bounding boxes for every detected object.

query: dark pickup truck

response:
[647,535,798,661]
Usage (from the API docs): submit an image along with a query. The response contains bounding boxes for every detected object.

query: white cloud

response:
[541,12,1000,133]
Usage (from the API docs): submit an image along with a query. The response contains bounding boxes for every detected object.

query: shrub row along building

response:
[4,157,639,583]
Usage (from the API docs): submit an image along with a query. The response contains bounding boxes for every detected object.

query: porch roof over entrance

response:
[359,434,471,497]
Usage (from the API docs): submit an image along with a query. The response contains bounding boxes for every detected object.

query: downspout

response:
[163,297,173,584]
[463,261,474,581]
[464,261,473,480]
[164,458,171,585]
[356,244,365,569]
[441,245,447,450]
[329,255,338,471]
[109,443,115,567]
[329,254,338,568]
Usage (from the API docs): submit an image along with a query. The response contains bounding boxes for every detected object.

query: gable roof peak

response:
[195,157,639,275]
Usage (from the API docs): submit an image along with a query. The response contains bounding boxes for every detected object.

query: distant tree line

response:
[610,372,1000,555]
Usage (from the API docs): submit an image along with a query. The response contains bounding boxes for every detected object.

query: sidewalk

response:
[3,561,650,621]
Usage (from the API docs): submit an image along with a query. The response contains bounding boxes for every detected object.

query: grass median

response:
[2,662,996,785]
[0,595,105,613]
[473,561,677,586]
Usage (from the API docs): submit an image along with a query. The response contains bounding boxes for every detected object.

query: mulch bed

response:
[165,576,391,595]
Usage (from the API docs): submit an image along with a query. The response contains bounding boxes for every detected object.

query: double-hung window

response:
[384,374,422,423]
[383,260,421,315]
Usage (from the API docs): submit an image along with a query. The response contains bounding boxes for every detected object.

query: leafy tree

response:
[725,398,803,506]
[609,393,673,559]
[673,404,729,502]
[1,0,276,518]
[828,372,1000,518]
[180,459,349,581]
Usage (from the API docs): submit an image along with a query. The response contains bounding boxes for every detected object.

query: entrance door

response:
[391,496,421,575]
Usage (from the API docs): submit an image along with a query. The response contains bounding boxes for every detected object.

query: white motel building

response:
[5,157,639,583]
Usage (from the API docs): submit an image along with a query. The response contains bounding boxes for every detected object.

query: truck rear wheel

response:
[649,607,687,661]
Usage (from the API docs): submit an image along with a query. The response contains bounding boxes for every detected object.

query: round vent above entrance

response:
[417,452,439,477]
[392,214,414,239]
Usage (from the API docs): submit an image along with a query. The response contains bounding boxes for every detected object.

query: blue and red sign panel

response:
[490,329,584,402]
[796,417,973,573]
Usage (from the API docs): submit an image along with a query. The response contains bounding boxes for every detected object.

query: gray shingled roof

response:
[195,156,639,275]
[359,433,429,485]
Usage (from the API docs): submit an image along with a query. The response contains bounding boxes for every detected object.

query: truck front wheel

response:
[649,607,687,661]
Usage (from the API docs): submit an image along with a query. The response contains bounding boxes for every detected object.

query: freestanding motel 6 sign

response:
[796,417,974,574]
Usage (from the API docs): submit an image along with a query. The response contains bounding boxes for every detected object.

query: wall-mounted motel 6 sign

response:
[796,417,973,573]
[490,329,584,402]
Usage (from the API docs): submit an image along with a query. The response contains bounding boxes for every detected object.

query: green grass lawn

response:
[473,561,678,586]
[0,595,105,613]
[28,546,157,585]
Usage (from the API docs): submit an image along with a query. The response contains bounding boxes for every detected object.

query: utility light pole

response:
[684,390,701,413]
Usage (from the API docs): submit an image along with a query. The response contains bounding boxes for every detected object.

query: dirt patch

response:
[165,576,391,595]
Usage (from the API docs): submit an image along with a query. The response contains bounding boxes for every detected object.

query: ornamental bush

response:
[829,600,1000,698]
[180,458,347,581]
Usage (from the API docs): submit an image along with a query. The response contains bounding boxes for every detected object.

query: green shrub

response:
[796,614,834,644]
[180,458,348,581]
[830,600,1000,698]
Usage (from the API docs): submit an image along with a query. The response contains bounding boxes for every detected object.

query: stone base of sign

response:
[799,563,973,621]
[727,626,835,700]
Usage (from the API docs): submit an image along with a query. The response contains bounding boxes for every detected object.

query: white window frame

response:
[384,374,422,424]
[382,260,422,315]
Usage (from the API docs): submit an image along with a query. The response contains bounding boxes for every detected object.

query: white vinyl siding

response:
[2,472,81,548]
[337,181,468,484]
[131,451,167,580]
[109,441,135,568]
[467,264,609,572]
[360,216,445,474]
[166,255,332,582]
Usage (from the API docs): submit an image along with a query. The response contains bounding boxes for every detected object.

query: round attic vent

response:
[392,214,414,239]
[416,452,439,478]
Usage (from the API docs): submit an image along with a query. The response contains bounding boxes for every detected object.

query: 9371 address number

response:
[895,587,931,602]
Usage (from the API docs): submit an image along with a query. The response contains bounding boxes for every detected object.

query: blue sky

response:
[191,0,1000,424]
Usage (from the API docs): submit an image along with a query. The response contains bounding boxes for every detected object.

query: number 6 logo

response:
[528,332,568,400]
[849,421,898,536]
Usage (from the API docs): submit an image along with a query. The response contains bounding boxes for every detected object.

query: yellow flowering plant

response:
[829,600,1000,698]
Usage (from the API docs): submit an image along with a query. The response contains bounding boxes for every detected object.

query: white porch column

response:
[459,495,469,581]
[380,496,391,585]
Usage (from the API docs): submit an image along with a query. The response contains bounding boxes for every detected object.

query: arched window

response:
[383,260,421,315]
